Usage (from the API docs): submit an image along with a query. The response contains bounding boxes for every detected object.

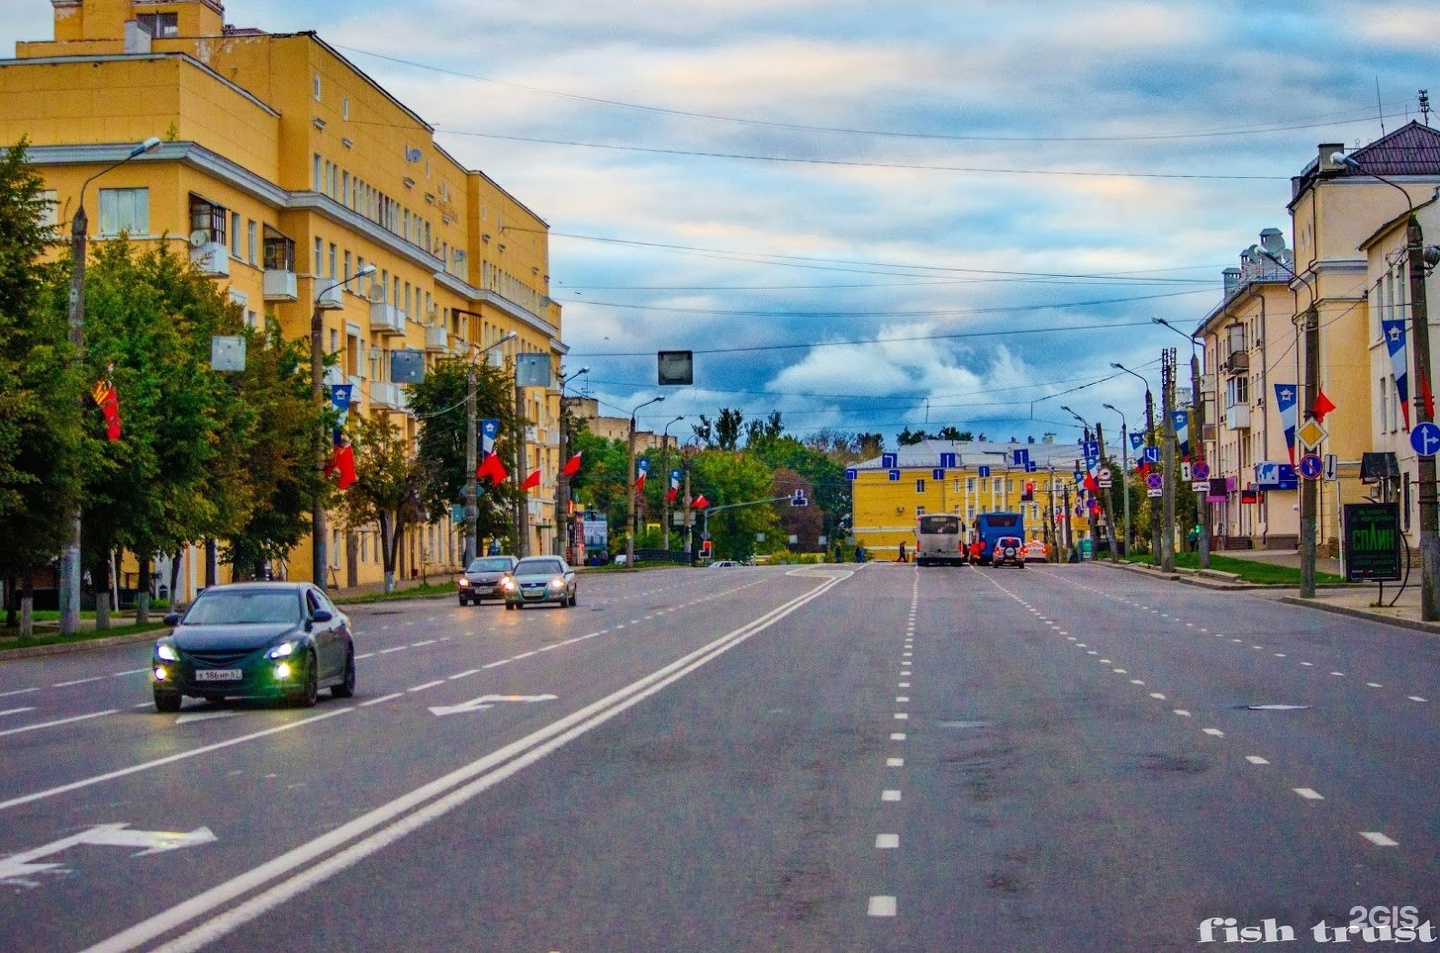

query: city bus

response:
[916,514,967,566]
[973,512,1024,565]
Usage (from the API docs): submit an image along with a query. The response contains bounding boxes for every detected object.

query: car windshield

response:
[467,557,514,573]
[516,559,564,576]
[183,590,302,625]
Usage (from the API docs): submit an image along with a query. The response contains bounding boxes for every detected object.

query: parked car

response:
[710,560,739,568]
[151,582,355,712]
[1022,540,1049,563]
[457,554,518,605]
[991,536,1026,568]
[501,556,578,609]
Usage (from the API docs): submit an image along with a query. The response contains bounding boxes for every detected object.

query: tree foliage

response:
[338,412,429,591]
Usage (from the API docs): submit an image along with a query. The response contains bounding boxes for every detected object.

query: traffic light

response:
[1022,480,1035,501]
[701,539,713,556]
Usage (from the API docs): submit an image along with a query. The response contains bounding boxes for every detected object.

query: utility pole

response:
[514,370,527,557]
[1299,304,1319,598]
[1096,422,1118,563]
[463,361,477,564]
[1192,347,1210,569]
[1161,347,1177,572]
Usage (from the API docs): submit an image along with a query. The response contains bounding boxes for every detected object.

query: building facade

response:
[850,437,1105,559]
[0,0,567,597]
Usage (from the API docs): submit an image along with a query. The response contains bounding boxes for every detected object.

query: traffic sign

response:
[1191,460,1210,480]
[1146,473,1163,491]
[1180,462,1192,481]
[1099,467,1112,481]
[1298,453,1324,480]
[1296,418,1328,450]
[1323,453,1338,482]
[1410,422,1440,458]
[1143,446,1160,464]
[1192,481,1209,494]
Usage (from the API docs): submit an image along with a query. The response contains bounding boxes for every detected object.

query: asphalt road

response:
[1,563,1437,951]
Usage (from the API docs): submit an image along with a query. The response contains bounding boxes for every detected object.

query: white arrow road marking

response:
[428,694,558,717]
[0,824,217,884]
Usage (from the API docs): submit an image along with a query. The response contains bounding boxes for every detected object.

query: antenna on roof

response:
[1421,90,1432,127]
[1376,78,1385,135]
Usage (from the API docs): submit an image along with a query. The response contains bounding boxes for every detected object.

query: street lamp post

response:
[660,415,684,551]
[1062,405,1111,559]
[1103,403,1131,558]
[58,136,163,636]
[463,331,519,565]
[552,365,589,560]
[625,396,664,570]
[1112,362,1158,559]
[1335,151,1440,618]
[310,263,376,592]
[1154,317,1210,569]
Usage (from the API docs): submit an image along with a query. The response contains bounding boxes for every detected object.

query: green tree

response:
[75,239,248,625]
[0,139,80,634]
[339,413,429,591]
[408,357,523,555]
[689,449,779,561]
[715,407,745,451]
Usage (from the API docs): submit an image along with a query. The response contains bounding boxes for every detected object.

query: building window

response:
[313,73,322,102]
[229,212,241,258]
[98,187,149,237]
[137,12,178,37]
[38,189,58,227]
[187,194,228,246]
[314,237,323,276]
[263,227,295,271]
[328,242,338,279]
[344,250,352,281]
[343,97,350,121]
[314,154,322,191]
[247,220,257,264]
[915,479,926,494]
[915,506,926,518]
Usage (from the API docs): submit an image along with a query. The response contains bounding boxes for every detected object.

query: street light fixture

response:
[463,331,520,564]
[625,396,664,570]
[59,135,164,637]
[310,263,376,592]
[553,365,589,560]
[1334,150,1440,618]
[660,414,685,550]
[1059,405,1089,436]
[1153,317,1210,568]
[1112,361,1160,559]
[1103,403,1131,557]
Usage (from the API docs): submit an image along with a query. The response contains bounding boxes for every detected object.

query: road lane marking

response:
[0,709,118,738]
[449,670,481,680]
[0,687,38,700]
[891,733,906,741]
[411,640,437,647]
[881,790,901,802]
[887,758,904,767]
[53,676,105,688]
[359,694,402,707]
[1294,788,1324,800]
[1366,683,1382,688]
[896,697,909,703]
[378,647,407,655]
[1149,693,1166,700]
[1203,728,1224,737]
[1174,710,1191,717]
[893,713,908,720]
[1361,832,1398,847]
[0,706,37,717]
[0,708,354,811]
[406,681,446,693]
[1409,696,1427,702]
[876,835,899,849]
[868,896,897,917]
[114,668,149,677]
[81,569,852,953]
[1246,756,1269,764]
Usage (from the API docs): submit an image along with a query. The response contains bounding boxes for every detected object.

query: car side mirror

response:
[310,609,333,624]
[163,613,181,627]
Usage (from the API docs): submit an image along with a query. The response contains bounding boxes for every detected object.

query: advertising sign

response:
[1344,503,1401,583]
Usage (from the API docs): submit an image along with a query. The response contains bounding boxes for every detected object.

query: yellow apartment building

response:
[1195,229,1301,549]
[850,437,1099,559]
[0,0,568,597]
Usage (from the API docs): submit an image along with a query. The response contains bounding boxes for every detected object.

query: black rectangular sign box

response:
[657,350,693,386]
[1344,502,1402,583]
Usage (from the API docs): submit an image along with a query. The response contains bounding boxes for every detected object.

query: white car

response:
[710,560,738,568]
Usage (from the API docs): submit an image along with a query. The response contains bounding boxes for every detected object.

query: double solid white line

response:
[84,571,849,953]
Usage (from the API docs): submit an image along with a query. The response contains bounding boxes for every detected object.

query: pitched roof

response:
[856,438,1085,471]
[1346,121,1440,176]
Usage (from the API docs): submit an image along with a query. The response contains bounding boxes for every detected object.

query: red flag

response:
[325,443,357,490]
[521,469,541,490]
[91,378,121,441]
[1422,372,1436,421]
[1083,473,1099,496]
[665,487,679,503]
[562,451,583,477]
[692,494,709,509]
[476,451,508,484]
[1311,389,1337,424]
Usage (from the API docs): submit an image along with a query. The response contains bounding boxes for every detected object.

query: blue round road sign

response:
[1411,422,1440,458]
[1145,473,1163,490]
[1298,453,1324,480]
[1191,460,1210,480]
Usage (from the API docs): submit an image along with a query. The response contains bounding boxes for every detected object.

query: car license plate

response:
[195,669,242,681]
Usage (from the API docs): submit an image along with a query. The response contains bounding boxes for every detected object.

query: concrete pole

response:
[1192,349,1210,570]
[1405,217,1439,620]
[463,363,477,565]
[1299,306,1319,598]
[1161,348,1177,572]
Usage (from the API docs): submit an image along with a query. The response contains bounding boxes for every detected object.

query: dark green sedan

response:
[151,582,355,712]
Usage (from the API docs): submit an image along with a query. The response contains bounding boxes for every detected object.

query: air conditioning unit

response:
[189,242,230,278]
[315,283,344,310]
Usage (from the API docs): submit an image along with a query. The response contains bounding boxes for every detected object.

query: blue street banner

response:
[1130,431,1144,452]
[1273,384,1297,464]
[1172,409,1190,458]
[481,418,500,454]
[1382,318,1411,429]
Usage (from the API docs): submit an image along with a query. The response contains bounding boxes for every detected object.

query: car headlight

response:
[500,577,516,589]
[457,577,472,587]
[155,643,179,662]
[549,577,567,589]
[266,640,297,660]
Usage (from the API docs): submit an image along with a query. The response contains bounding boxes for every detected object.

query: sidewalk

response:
[1118,549,1440,636]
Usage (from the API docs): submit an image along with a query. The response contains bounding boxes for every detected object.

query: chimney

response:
[1223,267,1241,296]
[1042,432,1056,444]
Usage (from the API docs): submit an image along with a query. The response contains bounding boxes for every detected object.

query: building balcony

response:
[189,242,229,278]
[369,302,406,336]
[315,283,344,310]
[370,381,408,412]
[1225,404,1252,430]
[1223,350,1249,375]
[263,269,298,302]
[424,324,448,352]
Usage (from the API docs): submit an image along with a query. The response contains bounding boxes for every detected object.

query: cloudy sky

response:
[3,1,1437,447]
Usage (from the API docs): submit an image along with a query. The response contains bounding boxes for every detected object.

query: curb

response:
[1276,596,1440,636]
[0,630,159,660]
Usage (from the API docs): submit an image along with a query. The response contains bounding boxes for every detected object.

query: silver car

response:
[501,556,578,609]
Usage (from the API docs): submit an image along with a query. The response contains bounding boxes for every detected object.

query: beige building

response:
[1,0,567,595]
